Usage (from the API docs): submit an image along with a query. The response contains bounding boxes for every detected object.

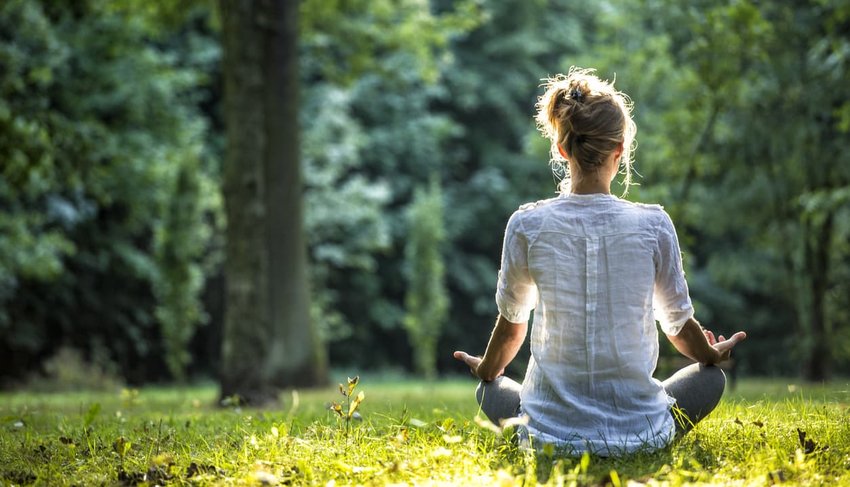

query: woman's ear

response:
[557,143,569,160]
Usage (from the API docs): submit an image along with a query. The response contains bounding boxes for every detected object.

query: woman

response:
[453,67,746,455]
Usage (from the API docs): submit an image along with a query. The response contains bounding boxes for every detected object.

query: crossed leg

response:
[475,376,522,425]
[475,363,725,435]
[662,363,727,434]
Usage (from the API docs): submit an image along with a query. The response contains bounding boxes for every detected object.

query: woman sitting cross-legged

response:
[453,67,746,456]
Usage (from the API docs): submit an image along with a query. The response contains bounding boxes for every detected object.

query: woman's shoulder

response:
[510,196,674,231]
[597,199,675,239]
[504,197,560,233]
[516,196,561,213]
[617,198,669,216]
[616,200,678,235]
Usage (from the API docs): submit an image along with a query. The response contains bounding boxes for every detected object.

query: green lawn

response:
[1,376,849,485]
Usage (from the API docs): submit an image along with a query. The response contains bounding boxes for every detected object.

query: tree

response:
[403,178,449,380]
[733,0,850,381]
[296,0,481,370]
[218,0,325,404]
[0,0,218,384]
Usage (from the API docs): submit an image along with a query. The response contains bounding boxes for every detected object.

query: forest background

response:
[1,0,849,393]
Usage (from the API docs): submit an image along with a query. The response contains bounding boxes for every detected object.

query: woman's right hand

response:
[709,331,747,362]
[667,318,747,365]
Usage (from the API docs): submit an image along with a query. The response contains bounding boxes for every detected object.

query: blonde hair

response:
[535,67,637,195]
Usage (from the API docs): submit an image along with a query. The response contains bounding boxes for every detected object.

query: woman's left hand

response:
[453,316,526,381]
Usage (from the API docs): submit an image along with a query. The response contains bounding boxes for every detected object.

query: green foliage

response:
[0,0,220,382]
[1,379,850,485]
[23,347,123,392]
[0,0,78,302]
[153,158,217,381]
[300,0,481,84]
[299,0,477,369]
[3,0,850,381]
[404,178,450,380]
[301,85,391,343]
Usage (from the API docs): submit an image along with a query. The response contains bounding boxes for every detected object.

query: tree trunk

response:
[219,0,326,405]
[801,211,833,382]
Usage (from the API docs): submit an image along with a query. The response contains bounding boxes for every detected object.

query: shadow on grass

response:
[527,447,676,485]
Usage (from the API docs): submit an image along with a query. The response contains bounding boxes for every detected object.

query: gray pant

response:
[476,362,726,435]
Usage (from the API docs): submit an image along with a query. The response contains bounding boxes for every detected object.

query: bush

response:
[25,346,123,392]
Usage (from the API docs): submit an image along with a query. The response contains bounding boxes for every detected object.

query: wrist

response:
[477,363,497,382]
[476,358,504,382]
[701,347,722,365]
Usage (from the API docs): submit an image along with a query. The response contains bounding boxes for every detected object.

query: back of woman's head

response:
[535,67,636,194]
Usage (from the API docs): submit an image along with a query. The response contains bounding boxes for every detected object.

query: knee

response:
[703,364,727,395]
[475,376,506,406]
[475,381,485,405]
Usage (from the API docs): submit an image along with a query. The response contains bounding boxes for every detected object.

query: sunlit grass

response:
[1,376,849,485]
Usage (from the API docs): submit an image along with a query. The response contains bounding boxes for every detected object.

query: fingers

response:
[452,351,471,365]
[719,331,746,344]
[713,331,746,352]
[713,330,746,344]
[452,351,482,368]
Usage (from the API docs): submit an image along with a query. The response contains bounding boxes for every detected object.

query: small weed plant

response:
[0,378,849,485]
[328,375,365,438]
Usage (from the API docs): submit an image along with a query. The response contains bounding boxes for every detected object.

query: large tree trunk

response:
[219,0,326,405]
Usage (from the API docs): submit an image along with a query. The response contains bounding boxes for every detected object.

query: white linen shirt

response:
[495,193,694,455]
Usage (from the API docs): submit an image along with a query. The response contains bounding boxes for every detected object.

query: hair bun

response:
[535,66,638,195]
[569,88,584,102]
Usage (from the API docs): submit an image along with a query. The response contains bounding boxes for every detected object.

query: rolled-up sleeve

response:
[495,211,538,323]
[652,211,694,335]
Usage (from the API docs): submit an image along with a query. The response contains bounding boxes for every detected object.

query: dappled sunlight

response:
[2,379,850,485]
[2,0,849,484]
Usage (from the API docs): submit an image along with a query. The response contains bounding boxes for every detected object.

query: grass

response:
[1,376,849,486]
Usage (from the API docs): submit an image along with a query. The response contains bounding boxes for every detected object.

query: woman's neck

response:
[569,170,613,194]
[570,178,611,195]
[568,157,617,195]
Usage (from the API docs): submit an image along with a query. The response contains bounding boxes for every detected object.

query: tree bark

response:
[801,211,834,382]
[219,0,326,405]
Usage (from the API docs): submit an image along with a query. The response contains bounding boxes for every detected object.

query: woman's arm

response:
[454,314,528,381]
[666,317,746,365]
